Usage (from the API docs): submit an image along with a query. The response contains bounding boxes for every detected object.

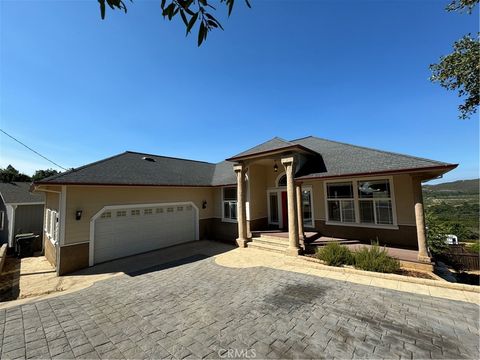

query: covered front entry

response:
[90,202,198,265]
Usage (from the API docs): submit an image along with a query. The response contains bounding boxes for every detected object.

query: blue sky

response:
[0,0,478,184]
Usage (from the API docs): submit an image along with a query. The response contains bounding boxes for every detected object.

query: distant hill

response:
[423,179,479,194]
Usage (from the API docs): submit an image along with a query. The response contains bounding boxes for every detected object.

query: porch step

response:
[248,242,286,254]
[247,236,289,254]
[309,238,361,246]
[252,236,289,247]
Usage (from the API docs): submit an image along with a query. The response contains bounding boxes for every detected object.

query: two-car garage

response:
[91,202,198,265]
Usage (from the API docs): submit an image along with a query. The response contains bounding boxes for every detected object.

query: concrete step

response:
[248,242,286,254]
[251,236,289,248]
[310,239,361,246]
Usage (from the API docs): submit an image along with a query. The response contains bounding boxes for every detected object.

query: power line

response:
[0,128,68,171]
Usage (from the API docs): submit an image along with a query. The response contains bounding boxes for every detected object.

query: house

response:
[0,182,45,251]
[32,136,456,275]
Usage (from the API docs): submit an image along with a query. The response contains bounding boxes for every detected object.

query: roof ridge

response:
[300,136,449,165]
[37,152,130,183]
[125,151,216,165]
[289,135,314,142]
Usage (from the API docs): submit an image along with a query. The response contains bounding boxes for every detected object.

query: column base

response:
[236,238,250,248]
[417,254,431,263]
[286,247,302,256]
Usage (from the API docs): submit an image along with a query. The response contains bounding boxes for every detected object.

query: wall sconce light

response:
[202,201,207,209]
[273,161,278,173]
[75,210,82,221]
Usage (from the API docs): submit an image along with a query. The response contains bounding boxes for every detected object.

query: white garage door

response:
[93,203,197,264]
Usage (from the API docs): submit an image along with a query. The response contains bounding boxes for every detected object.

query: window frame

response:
[0,211,4,231]
[323,176,398,229]
[45,208,59,244]
[222,186,238,223]
[301,185,315,229]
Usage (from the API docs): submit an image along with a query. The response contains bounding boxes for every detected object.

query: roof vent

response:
[142,156,156,162]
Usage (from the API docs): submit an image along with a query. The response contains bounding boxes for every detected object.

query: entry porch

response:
[227,144,432,263]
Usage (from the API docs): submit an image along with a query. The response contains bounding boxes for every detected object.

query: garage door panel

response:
[94,203,197,264]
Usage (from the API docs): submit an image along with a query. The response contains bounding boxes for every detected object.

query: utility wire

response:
[0,128,68,171]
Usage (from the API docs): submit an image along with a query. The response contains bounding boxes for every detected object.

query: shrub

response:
[353,244,400,273]
[316,242,353,266]
[425,211,450,255]
[467,241,480,254]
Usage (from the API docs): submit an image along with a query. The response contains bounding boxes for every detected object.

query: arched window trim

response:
[275,172,287,187]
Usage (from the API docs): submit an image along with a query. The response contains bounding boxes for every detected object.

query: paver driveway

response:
[0,257,479,360]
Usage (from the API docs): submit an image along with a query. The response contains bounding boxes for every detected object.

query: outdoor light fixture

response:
[202,201,207,209]
[75,210,82,221]
[273,161,278,172]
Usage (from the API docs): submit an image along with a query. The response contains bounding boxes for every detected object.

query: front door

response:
[281,191,288,230]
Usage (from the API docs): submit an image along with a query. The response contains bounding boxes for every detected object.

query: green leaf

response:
[98,0,106,19]
[198,21,205,46]
[186,12,198,35]
[180,9,188,26]
[227,0,234,16]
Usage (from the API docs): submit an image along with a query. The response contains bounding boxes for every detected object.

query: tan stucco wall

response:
[64,186,215,245]
[248,164,268,220]
[44,236,56,267]
[45,191,60,212]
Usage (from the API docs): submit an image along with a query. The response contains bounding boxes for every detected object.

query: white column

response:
[281,157,301,255]
[234,164,248,247]
[413,177,430,262]
[296,183,305,245]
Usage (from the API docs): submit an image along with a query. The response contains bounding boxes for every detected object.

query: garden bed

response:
[304,253,435,279]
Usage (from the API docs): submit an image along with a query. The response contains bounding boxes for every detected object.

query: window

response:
[0,211,4,231]
[358,180,393,225]
[144,208,153,215]
[116,210,127,217]
[326,182,355,223]
[326,179,395,227]
[156,208,164,214]
[277,174,287,187]
[223,187,237,221]
[131,209,140,216]
[45,209,59,243]
[269,192,278,223]
[100,211,112,219]
[302,188,314,228]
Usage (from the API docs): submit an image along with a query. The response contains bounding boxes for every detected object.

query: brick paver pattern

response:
[0,258,478,359]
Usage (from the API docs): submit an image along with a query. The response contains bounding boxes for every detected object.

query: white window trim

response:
[267,185,315,229]
[44,208,59,244]
[221,186,238,223]
[0,211,4,231]
[275,172,286,187]
[323,176,398,229]
[267,188,282,227]
[301,185,315,229]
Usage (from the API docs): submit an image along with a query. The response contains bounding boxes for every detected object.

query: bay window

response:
[326,178,395,227]
[222,187,237,222]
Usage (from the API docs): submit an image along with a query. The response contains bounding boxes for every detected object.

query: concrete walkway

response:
[214,247,480,304]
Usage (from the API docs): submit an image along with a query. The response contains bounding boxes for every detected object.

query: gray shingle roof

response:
[36,136,455,187]
[39,152,218,186]
[292,136,453,179]
[0,182,45,204]
[227,137,297,160]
